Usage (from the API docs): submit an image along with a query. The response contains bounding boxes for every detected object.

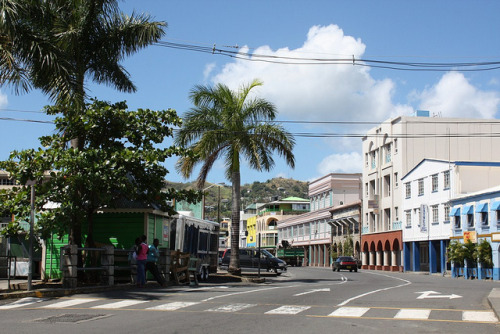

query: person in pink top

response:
[136,235,148,287]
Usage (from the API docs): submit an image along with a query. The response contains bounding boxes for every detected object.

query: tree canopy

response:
[0,100,200,243]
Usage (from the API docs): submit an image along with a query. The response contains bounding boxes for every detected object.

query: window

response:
[467,213,474,228]
[432,174,438,192]
[405,210,411,227]
[418,179,424,196]
[415,208,421,226]
[443,170,450,189]
[394,139,398,154]
[385,144,391,163]
[384,175,391,197]
[454,215,461,229]
[497,210,500,225]
[444,203,450,222]
[394,173,398,187]
[431,205,439,223]
[370,151,376,169]
[481,211,488,226]
[405,182,411,199]
[365,153,368,167]
[365,183,368,197]
[395,207,399,221]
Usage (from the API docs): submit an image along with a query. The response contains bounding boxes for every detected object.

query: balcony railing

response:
[392,221,402,230]
[258,208,309,217]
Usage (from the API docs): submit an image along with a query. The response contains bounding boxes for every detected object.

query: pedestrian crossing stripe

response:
[205,303,257,312]
[265,305,311,315]
[41,298,99,308]
[0,298,498,323]
[0,297,47,310]
[91,299,149,309]
[147,302,200,311]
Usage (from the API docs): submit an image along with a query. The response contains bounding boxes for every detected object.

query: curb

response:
[486,288,500,319]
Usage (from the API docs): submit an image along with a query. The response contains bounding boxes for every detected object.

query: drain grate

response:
[34,313,110,324]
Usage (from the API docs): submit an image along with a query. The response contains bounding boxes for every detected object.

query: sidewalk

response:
[0,271,275,300]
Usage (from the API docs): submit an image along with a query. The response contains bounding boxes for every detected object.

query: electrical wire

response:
[155,40,500,72]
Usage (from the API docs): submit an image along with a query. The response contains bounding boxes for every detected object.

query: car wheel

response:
[349,269,352,272]
[354,268,358,272]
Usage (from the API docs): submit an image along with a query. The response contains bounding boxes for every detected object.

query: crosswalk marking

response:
[394,308,431,320]
[462,311,498,323]
[147,302,200,311]
[41,298,99,308]
[205,303,257,312]
[265,305,311,315]
[1,297,498,323]
[0,297,46,310]
[328,307,370,317]
[91,300,149,309]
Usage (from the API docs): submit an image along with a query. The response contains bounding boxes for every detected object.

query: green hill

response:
[164,177,309,220]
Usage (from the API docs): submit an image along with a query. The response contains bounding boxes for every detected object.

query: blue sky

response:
[1,1,500,186]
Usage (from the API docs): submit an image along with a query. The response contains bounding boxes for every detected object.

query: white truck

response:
[170,214,219,280]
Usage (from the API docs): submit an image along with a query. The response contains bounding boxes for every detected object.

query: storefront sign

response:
[491,233,500,242]
[162,218,169,245]
[463,231,477,243]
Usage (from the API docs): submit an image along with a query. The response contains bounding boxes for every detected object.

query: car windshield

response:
[261,249,275,258]
[339,257,354,261]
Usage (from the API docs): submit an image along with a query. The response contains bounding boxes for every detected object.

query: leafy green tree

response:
[0,0,166,248]
[0,100,200,249]
[175,79,295,275]
[343,236,354,257]
[474,239,493,268]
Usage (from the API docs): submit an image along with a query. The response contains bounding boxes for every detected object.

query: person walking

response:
[135,235,148,287]
[147,238,166,287]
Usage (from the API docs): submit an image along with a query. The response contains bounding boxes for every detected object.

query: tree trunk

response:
[228,170,241,275]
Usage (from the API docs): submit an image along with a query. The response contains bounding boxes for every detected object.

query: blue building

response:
[449,186,500,280]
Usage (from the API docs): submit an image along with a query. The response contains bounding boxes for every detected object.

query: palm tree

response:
[1,0,166,119]
[175,79,295,274]
[0,0,166,247]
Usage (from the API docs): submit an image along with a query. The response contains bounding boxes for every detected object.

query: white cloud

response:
[211,25,403,123]
[318,151,362,175]
[203,63,216,82]
[0,90,7,108]
[416,72,500,118]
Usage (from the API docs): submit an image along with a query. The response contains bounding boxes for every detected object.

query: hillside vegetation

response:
[165,177,309,220]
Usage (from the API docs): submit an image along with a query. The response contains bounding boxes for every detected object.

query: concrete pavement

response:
[2,274,500,321]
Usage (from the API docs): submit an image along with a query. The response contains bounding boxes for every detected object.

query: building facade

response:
[449,186,500,280]
[361,113,500,271]
[278,173,361,267]
[256,197,309,250]
[402,160,500,274]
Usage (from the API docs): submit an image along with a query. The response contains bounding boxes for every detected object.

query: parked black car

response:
[333,256,358,272]
[220,248,287,275]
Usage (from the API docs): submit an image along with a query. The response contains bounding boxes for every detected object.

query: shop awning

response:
[491,201,500,211]
[449,207,461,216]
[475,203,488,213]
[461,205,473,215]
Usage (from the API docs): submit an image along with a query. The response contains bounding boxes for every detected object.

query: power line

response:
[155,40,500,72]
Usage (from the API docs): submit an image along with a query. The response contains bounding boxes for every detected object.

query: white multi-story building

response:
[361,111,500,271]
[401,159,500,274]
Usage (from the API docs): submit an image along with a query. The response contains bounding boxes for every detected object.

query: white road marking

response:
[462,311,499,323]
[205,303,257,312]
[294,288,330,296]
[0,297,46,309]
[416,291,462,299]
[337,271,411,306]
[41,298,99,308]
[147,301,200,311]
[265,305,311,315]
[91,299,149,309]
[394,308,431,319]
[328,306,370,317]
[202,285,298,302]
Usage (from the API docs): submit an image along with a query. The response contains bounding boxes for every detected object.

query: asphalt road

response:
[0,267,499,334]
